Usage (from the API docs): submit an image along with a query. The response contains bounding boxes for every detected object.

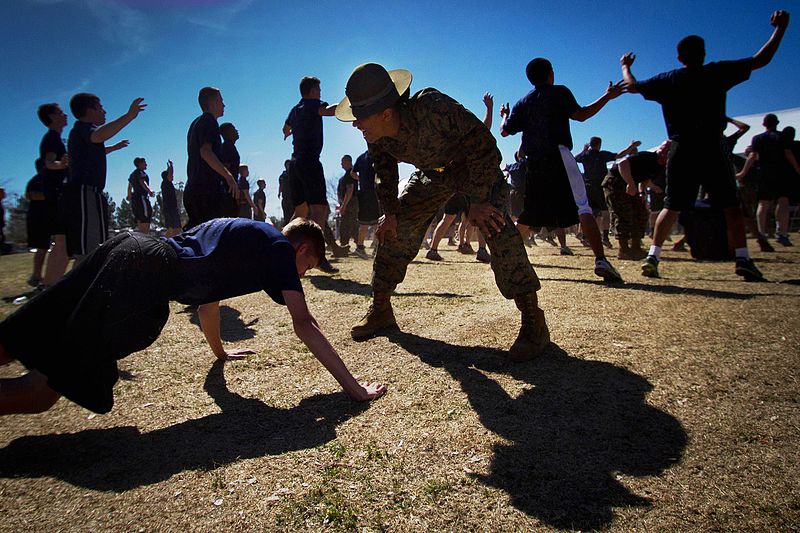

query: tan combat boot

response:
[509,292,550,361]
[351,293,396,340]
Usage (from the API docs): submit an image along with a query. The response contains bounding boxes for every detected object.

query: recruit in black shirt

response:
[67,121,107,189]
[503,85,581,160]
[285,98,325,158]
[186,112,224,195]
[39,129,67,198]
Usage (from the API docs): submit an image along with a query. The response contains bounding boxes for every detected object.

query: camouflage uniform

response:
[369,88,540,299]
[602,164,651,242]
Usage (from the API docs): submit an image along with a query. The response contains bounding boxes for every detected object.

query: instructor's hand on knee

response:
[375,214,397,244]
[468,202,506,237]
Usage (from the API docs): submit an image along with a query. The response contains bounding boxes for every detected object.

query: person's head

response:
[525,58,554,86]
[37,103,68,130]
[35,158,45,174]
[589,136,602,150]
[282,218,325,277]
[239,164,249,178]
[677,35,705,67]
[69,93,105,124]
[198,86,224,117]
[161,169,172,181]
[220,122,239,142]
[655,140,672,164]
[257,178,266,189]
[763,113,779,130]
[284,159,291,170]
[0,187,5,201]
[781,126,796,142]
[133,157,146,170]
[336,63,413,144]
[300,76,321,99]
[341,154,352,170]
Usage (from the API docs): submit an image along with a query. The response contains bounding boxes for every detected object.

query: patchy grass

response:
[1,234,799,531]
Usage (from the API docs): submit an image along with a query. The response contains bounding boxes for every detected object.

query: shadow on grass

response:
[540,277,764,299]
[179,304,258,342]
[308,276,471,299]
[0,362,366,491]
[385,330,687,531]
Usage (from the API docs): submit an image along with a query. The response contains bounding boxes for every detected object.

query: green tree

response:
[5,193,28,245]
[153,193,163,228]
[115,198,134,230]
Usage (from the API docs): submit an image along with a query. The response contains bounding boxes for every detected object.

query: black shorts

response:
[63,185,109,257]
[664,139,739,212]
[757,172,794,201]
[357,189,380,225]
[518,151,580,229]
[43,195,66,236]
[584,180,607,214]
[131,195,153,224]
[289,156,327,206]
[649,190,666,212]
[163,208,181,229]
[443,193,468,215]
[0,232,178,413]
[26,203,51,249]
[183,193,229,230]
[508,188,524,218]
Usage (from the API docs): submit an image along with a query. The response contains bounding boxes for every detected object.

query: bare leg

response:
[723,206,747,249]
[756,200,772,237]
[652,208,681,248]
[293,201,310,220]
[32,248,47,282]
[556,228,567,247]
[43,234,69,287]
[578,212,605,258]
[136,222,150,234]
[430,214,456,250]
[776,197,790,236]
[0,370,61,415]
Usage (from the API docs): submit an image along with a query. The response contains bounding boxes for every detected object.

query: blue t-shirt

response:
[504,158,528,191]
[39,129,67,198]
[166,218,302,306]
[220,141,240,181]
[129,169,149,199]
[503,85,581,160]
[575,149,616,185]
[752,130,790,179]
[353,151,375,192]
[636,59,752,141]
[285,98,325,159]
[67,121,107,189]
[161,179,179,216]
[186,113,223,195]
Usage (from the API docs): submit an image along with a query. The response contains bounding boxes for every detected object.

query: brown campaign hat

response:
[335,63,412,122]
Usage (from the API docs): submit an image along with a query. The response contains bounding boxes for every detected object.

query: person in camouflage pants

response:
[335,63,548,361]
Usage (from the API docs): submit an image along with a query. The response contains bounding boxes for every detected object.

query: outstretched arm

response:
[482,92,494,129]
[198,301,256,361]
[620,52,639,93]
[571,81,625,122]
[284,291,386,401]
[615,140,642,159]
[91,98,146,143]
[752,10,790,70]
[318,103,338,117]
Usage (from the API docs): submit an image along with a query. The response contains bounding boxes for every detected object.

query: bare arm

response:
[140,177,154,196]
[752,10,790,70]
[44,151,68,171]
[615,140,642,159]
[620,53,640,93]
[91,98,146,143]
[482,92,493,129]
[617,157,639,196]
[572,81,625,122]
[200,142,240,199]
[197,301,255,360]
[736,152,757,180]
[282,122,292,140]
[499,102,511,137]
[284,291,386,401]
[105,140,129,154]
[340,183,354,213]
[318,103,337,117]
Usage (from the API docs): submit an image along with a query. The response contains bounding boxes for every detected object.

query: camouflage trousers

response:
[339,197,359,246]
[603,175,649,241]
[373,169,540,299]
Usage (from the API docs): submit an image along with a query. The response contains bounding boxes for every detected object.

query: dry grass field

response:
[0,235,798,531]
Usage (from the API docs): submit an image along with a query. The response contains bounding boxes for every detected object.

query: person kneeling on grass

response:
[0,218,386,416]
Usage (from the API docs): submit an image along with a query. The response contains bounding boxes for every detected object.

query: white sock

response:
[735,247,749,259]
[649,245,662,260]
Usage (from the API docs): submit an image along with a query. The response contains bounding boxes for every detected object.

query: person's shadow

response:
[0,362,366,491]
[386,331,687,530]
[181,304,257,341]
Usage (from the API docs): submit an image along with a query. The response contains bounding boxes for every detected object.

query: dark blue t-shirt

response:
[752,130,790,179]
[575,149,616,185]
[67,121,106,189]
[285,98,325,159]
[39,129,67,198]
[504,158,528,191]
[503,85,581,159]
[636,59,752,141]
[161,179,179,215]
[166,218,302,306]
[129,169,149,199]
[220,141,240,181]
[186,113,223,195]
[610,151,664,185]
[353,151,375,192]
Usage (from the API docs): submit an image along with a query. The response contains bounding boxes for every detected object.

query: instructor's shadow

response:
[387,331,687,531]
[0,362,367,491]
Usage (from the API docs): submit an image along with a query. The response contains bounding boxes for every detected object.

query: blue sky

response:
[1,0,797,219]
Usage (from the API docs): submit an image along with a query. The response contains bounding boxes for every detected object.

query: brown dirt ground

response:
[0,235,798,531]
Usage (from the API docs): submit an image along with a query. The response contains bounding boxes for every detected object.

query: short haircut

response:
[282,217,325,262]
[37,103,60,126]
[764,113,779,128]
[284,159,291,168]
[239,164,249,172]
[161,170,169,179]
[257,179,266,187]
[299,76,320,97]
[677,35,705,67]
[219,122,235,137]
[342,154,352,162]
[69,93,100,119]
[525,58,553,86]
[133,157,145,167]
[198,86,221,111]
[589,136,602,148]
[781,126,795,141]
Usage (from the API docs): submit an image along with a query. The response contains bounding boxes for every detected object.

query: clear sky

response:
[1,0,797,219]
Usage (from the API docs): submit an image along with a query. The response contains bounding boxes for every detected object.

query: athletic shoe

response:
[544,235,558,247]
[457,243,474,254]
[426,249,443,261]
[776,234,793,247]
[318,258,339,274]
[757,237,775,252]
[560,246,574,256]
[353,246,370,259]
[447,237,458,246]
[576,233,591,248]
[735,258,766,282]
[601,236,613,249]
[476,248,491,263]
[26,276,42,288]
[671,241,687,252]
[594,257,623,283]
[641,255,660,278]
[330,244,349,258]
[421,240,430,250]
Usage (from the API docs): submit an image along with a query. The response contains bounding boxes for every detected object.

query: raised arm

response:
[572,81,625,122]
[499,102,511,137]
[615,140,642,159]
[284,290,386,401]
[620,53,639,93]
[482,92,494,129]
[91,98,146,143]
[752,10,790,70]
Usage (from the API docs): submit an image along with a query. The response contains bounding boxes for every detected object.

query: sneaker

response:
[351,303,397,340]
[457,243,474,254]
[426,249,443,261]
[735,258,766,282]
[601,236,613,249]
[527,235,538,247]
[544,235,558,247]
[641,255,660,278]
[447,237,458,246]
[594,257,623,283]
[476,248,491,263]
[560,246,574,256]
[757,237,775,252]
[421,240,430,250]
[330,244,349,258]
[776,234,793,247]
[576,233,591,248]
[353,246,370,259]
[671,241,687,252]
[26,276,42,288]
[318,258,339,274]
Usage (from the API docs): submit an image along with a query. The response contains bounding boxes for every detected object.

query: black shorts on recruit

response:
[664,139,739,212]
[183,192,229,231]
[443,193,468,216]
[289,156,327,206]
[131,195,153,224]
[0,232,178,414]
[357,189,380,225]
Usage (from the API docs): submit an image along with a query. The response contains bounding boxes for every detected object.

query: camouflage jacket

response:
[368,88,502,215]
